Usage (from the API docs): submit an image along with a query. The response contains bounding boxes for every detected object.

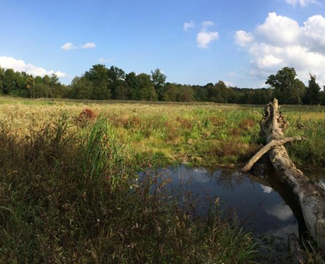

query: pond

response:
[141,162,325,262]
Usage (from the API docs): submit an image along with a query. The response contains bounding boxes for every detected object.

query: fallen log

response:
[242,99,325,252]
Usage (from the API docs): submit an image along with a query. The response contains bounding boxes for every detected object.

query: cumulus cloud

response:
[184,21,194,31]
[235,30,254,47]
[0,56,66,78]
[197,32,219,48]
[234,12,325,86]
[285,0,318,7]
[82,42,96,49]
[61,42,77,51]
[197,21,219,48]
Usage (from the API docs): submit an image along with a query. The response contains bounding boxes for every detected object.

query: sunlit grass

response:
[1,97,324,262]
[0,110,257,263]
[1,97,324,169]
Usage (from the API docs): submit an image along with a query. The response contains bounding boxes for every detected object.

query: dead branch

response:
[241,136,305,173]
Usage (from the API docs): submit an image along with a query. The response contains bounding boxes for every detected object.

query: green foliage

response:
[0,113,257,263]
[266,67,306,104]
[85,64,111,100]
[3,69,16,94]
[305,74,321,105]
[208,80,230,103]
[31,83,50,98]
[137,73,157,101]
[151,68,167,100]
[2,63,325,108]
[70,76,94,99]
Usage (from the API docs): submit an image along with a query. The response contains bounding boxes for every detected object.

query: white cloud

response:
[235,30,254,47]
[0,56,66,78]
[197,31,219,48]
[196,21,218,48]
[61,42,77,51]
[256,12,301,46]
[201,21,214,29]
[184,21,194,31]
[197,33,219,49]
[303,15,325,52]
[99,57,115,63]
[285,0,318,7]
[82,42,96,49]
[234,12,325,86]
[224,81,235,87]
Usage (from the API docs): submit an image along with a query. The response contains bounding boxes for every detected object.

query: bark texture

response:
[243,99,325,252]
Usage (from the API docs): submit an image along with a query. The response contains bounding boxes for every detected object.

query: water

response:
[143,163,307,240]
[142,163,325,262]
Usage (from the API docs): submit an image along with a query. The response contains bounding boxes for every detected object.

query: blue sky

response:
[1,0,325,87]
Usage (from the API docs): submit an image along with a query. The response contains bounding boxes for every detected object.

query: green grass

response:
[0,97,324,262]
[0,111,257,263]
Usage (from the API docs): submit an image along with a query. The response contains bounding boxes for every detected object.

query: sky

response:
[1,0,325,88]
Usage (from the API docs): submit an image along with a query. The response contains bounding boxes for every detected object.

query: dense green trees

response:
[84,64,111,100]
[137,73,157,101]
[265,67,323,105]
[265,67,306,104]
[70,77,94,99]
[0,63,324,105]
[0,66,65,98]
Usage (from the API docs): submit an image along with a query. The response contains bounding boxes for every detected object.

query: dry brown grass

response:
[238,118,256,131]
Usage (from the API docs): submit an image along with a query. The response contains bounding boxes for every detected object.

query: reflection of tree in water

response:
[214,170,252,191]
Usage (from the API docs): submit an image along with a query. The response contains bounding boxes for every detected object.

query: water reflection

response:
[144,163,307,240]
[261,185,273,193]
[266,204,293,221]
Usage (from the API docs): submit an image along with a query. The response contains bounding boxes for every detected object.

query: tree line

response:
[0,64,325,104]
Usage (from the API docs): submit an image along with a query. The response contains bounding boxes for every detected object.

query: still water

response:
[142,163,324,262]
[143,163,312,240]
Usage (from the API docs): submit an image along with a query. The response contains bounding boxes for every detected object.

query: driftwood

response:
[242,99,325,252]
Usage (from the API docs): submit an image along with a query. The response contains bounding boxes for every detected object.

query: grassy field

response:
[0,97,324,263]
[1,97,324,168]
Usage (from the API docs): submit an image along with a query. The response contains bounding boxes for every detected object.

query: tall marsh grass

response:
[0,114,257,263]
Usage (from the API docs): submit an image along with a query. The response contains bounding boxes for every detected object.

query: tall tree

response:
[151,68,166,100]
[125,72,139,100]
[266,67,305,104]
[305,74,320,104]
[137,73,157,101]
[108,66,126,99]
[3,69,16,94]
[26,76,35,98]
[84,64,111,100]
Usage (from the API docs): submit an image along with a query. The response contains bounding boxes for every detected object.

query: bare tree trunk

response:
[243,99,325,252]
